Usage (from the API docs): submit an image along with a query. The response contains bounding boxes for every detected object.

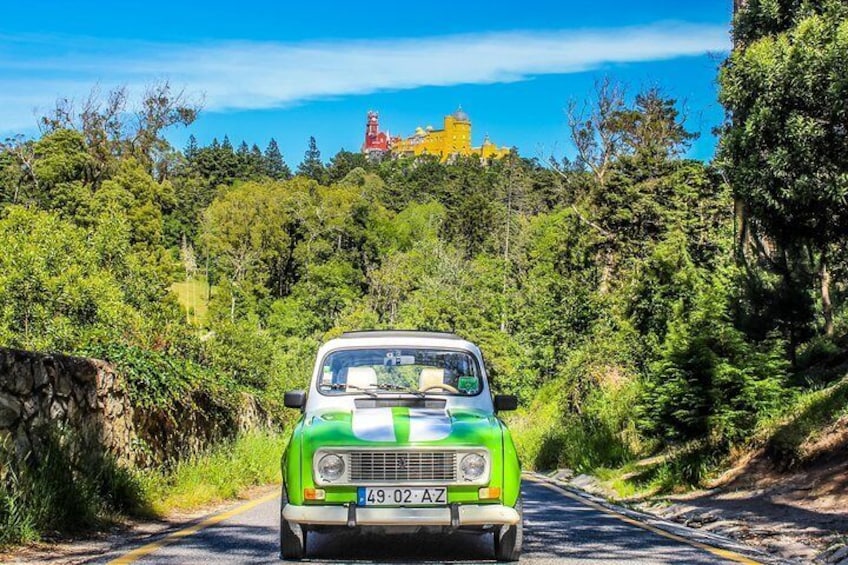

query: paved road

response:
[99,479,764,564]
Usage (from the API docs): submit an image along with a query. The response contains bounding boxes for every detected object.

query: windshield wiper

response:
[369,383,426,398]
[324,382,378,398]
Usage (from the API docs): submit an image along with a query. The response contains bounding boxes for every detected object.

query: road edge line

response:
[524,473,778,565]
[107,490,281,564]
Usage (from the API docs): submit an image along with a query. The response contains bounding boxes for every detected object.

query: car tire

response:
[280,485,307,561]
[494,496,523,562]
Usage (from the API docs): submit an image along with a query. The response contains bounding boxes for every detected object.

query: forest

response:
[2,0,848,545]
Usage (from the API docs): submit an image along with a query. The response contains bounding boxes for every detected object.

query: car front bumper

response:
[282,503,520,527]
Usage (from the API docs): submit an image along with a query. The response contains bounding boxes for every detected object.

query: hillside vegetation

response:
[2,0,848,548]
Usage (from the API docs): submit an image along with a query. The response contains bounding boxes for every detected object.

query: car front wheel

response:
[494,496,523,562]
[280,485,307,561]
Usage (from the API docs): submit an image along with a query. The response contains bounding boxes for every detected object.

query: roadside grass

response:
[566,374,848,501]
[756,373,848,468]
[0,429,149,546]
[0,430,284,548]
[142,430,284,513]
[170,278,213,326]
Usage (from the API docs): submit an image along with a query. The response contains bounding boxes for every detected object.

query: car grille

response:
[349,451,457,483]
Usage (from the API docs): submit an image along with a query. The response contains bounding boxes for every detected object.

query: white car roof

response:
[317,331,483,359]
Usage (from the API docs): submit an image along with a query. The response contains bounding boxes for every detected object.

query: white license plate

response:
[357,487,447,506]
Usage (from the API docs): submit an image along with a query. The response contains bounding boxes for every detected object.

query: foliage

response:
[2,60,847,511]
[81,342,240,411]
[720,0,848,340]
[0,206,136,351]
[297,136,327,183]
[140,430,284,513]
[639,262,790,446]
[0,426,149,546]
[0,430,283,547]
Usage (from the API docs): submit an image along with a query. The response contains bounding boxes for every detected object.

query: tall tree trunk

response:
[820,247,834,337]
[734,197,749,263]
[501,178,512,333]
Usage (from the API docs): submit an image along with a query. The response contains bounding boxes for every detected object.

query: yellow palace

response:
[388,108,511,161]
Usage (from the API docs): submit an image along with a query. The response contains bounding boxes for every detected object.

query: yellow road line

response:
[110,476,761,564]
[524,474,762,565]
[108,490,281,565]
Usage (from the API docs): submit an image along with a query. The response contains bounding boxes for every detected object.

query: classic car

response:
[280,330,522,561]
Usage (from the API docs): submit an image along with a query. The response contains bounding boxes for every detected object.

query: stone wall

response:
[0,347,270,468]
[0,347,135,465]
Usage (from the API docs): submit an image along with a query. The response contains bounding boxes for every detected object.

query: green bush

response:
[0,430,284,547]
[509,378,640,472]
[638,262,789,447]
[0,427,149,546]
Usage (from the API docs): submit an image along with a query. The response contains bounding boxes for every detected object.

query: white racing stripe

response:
[408,409,452,442]
[351,408,396,442]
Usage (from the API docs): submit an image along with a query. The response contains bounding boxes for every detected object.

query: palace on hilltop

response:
[361,108,511,161]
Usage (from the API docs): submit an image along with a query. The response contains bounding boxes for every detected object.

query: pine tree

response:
[184,134,198,160]
[264,138,292,180]
[251,144,263,161]
[297,136,326,182]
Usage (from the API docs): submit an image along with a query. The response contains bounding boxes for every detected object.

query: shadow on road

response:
[307,529,494,563]
[82,481,743,564]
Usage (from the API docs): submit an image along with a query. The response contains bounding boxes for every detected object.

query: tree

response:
[297,136,326,183]
[327,150,369,183]
[0,206,137,351]
[202,181,291,284]
[201,181,293,319]
[93,158,174,247]
[184,134,199,160]
[638,243,788,446]
[221,135,233,153]
[263,138,291,180]
[719,2,848,337]
[40,82,199,182]
[564,78,628,188]
[0,135,40,205]
[235,140,263,179]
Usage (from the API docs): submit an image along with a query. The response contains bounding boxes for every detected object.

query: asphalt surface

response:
[100,480,758,564]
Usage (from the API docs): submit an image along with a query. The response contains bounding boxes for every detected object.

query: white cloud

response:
[0,23,728,132]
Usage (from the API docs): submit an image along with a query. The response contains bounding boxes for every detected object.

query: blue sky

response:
[0,1,732,164]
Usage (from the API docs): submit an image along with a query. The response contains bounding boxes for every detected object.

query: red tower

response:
[362,111,390,154]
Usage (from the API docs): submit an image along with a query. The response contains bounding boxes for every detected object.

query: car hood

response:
[302,406,502,448]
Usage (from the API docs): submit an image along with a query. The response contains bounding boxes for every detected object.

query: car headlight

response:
[317,454,345,482]
[460,453,486,481]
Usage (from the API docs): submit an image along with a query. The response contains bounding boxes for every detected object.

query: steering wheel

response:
[419,383,460,394]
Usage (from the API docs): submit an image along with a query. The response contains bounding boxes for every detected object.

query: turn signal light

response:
[304,488,326,501]
[478,487,501,500]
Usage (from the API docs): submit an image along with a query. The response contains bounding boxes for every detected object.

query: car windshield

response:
[318,348,482,396]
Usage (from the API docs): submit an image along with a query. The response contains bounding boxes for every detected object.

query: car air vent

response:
[354,398,447,409]
[349,451,457,482]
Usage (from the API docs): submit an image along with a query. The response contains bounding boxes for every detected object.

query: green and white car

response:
[280,331,522,561]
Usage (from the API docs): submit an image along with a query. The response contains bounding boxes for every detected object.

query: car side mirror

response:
[493,394,518,412]
[284,390,306,409]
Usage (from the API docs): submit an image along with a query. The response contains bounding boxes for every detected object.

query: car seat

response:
[419,367,445,391]
[346,366,377,390]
